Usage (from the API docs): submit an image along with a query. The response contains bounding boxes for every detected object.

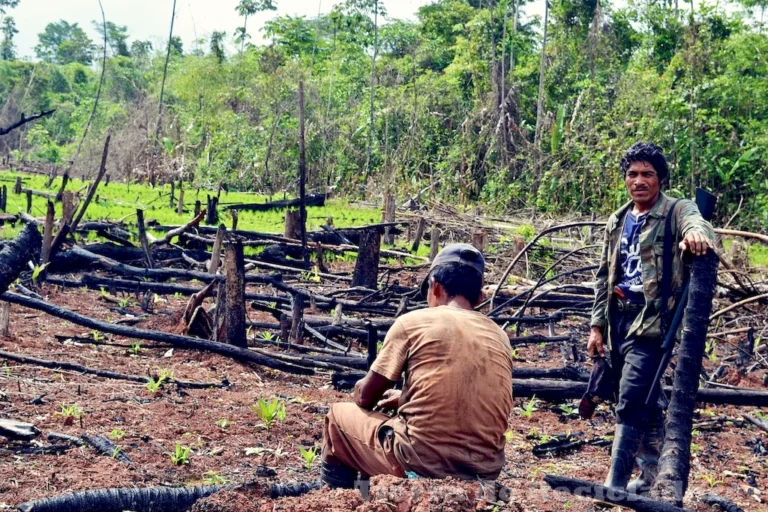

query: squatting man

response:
[319,243,514,488]
[588,142,714,494]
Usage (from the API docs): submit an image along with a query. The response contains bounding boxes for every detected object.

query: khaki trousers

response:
[322,402,406,478]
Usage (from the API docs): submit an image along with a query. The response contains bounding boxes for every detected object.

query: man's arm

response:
[588,225,611,357]
[354,371,395,409]
[677,199,715,255]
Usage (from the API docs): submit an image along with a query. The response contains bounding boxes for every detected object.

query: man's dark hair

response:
[430,262,483,305]
[620,142,670,183]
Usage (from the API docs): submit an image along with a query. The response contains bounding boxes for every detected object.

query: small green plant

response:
[57,403,84,425]
[129,342,142,355]
[691,442,702,454]
[31,263,47,283]
[202,471,229,485]
[520,396,540,418]
[111,446,124,459]
[91,330,104,341]
[697,473,724,488]
[705,339,718,362]
[559,403,577,416]
[250,398,287,430]
[260,331,274,341]
[174,292,184,299]
[118,297,134,308]
[510,348,520,359]
[299,446,318,470]
[167,442,192,465]
[753,409,768,421]
[503,430,515,442]
[216,418,231,430]
[109,429,126,441]
[100,287,108,298]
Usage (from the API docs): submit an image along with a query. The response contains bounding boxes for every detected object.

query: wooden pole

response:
[0,185,6,212]
[223,241,246,348]
[382,194,396,245]
[230,209,238,231]
[209,224,226,274]
[652,252,720,505]
[352,229,381,289]
[0,301,9,338]
[194,200,201,217]
[25,190,32,213]
[136,209,155,269]
[411,217,426,253]
[41,201,55,265]
[284,210,301,239]
[298,81,309,269]
[14,176,21,194]
[177,189,184,216]
[170,181,175,209]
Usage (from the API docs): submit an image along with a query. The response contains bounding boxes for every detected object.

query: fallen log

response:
[0,221,42,292]
[0,349,225,389]
[0,419,39,441]
[544,475,688,512]
[0,292,314,376]
[69,245,280,285]
[16,485,223,512]
[223,193,326,211]
[48,243,209,273]
[699,494,746,512]
[81,434,132,464]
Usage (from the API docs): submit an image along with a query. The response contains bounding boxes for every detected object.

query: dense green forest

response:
[0,0,766,228]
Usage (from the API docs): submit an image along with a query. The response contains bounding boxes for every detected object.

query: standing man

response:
[321,244,513,488]
[588,142,714,494]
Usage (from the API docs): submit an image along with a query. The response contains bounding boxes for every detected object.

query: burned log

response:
[352,229,381,289]
[223,241,246,348]
[224,193,326,212]
[0,349,224,389]
[81,434,132,464]
[16,485,223,512]
[48,244,209,273]
[652,251,720,505]
[544,475,688,512]
[0,221,42,291]
[1,292,314,375]
[700,494,746,512]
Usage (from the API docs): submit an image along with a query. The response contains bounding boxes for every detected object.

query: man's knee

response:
[327,402,358,432]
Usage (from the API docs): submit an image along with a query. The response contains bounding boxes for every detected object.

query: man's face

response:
[625,161,660,206]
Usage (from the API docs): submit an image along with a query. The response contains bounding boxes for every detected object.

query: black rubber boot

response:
[320,460,357,489]
[626,421,664,495]
[604,424,644,491]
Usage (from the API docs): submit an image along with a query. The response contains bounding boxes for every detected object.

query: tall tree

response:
[0,16,17,60]
[210,31,226,63]
[534,0,549,146]
[92,21,130,57]
[0,0,19,16]
[35,20,95,65]
[235,0,277,54]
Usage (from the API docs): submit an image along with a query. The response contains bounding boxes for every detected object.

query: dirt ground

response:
[0,278,766,511]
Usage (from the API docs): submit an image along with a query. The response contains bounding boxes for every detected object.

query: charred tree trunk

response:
[652,251,719,505]
[430,225,440,261]
[290,294,305,345]
[352,229,381,289]
[382,194,396,245]
[136,210,155,269]
[298,81,309,270]
[284,210,301,240]
[208,225,226,275]
[411,217,426,254]
[223,241,246,348]
[41,201,54,265]
[0,222,42,292]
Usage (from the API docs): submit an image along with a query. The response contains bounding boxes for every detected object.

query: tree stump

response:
[290,294,305,345]
[136,209,154,269]
[382,194,396,245]
[170,181,175,209]
[0,301,10,337]
[14,176,22,194]
[208,225,226,274]
[411,217,426,254]
[222,241,246,348]
[177,189,185,216]
[41,201,55,265]
[205,195,219,225]
[284,210,301,240]
[0,185,6,212]
[352,229,381,289]
[25,190,32,213]
[61,191,75,223]
[230,209,238,231]
[194,200,201,217]
[429,225,440,261]
[471,229,488,253]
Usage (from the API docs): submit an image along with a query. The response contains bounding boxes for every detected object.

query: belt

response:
[615,298,643,314]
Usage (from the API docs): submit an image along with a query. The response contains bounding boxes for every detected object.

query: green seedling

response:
[111,446,124,459]
[558,403,577,416]
[174,292,184,299]
[705,339,718,362]
[57,403,84,425]
[697,473,724,488]
[129,342,142,355]
[118,297,133,308]
[91,330,104,341]
[167,442,192,465]
[520,396,540,418]
[109,429,126,441]
[299,446,318,470]
[202,471,229,485]
[216,418,231,430]
[250,397,287,430]
[260,331,274,342]
[503,430,515,442]
[100,287,108,298]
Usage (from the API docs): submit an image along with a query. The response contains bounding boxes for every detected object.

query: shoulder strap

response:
[660,199,680,335]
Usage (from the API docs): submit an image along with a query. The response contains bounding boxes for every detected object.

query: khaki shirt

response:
[371,306,513,480]
[590,192,715,342]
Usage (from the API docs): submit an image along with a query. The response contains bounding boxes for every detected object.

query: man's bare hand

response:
[587,327,605,358]
[679,232,711,256]
[376,389,402,410]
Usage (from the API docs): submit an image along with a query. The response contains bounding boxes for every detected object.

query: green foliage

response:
[250,397,287,430]
[520,396,539,418]
[216,418,231,430]
[299,446,318,470]
[202,471,230,485]
[129,342,141,355]
[167,442,192,465]
[57,403,84,420]
[109,428,126,441]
